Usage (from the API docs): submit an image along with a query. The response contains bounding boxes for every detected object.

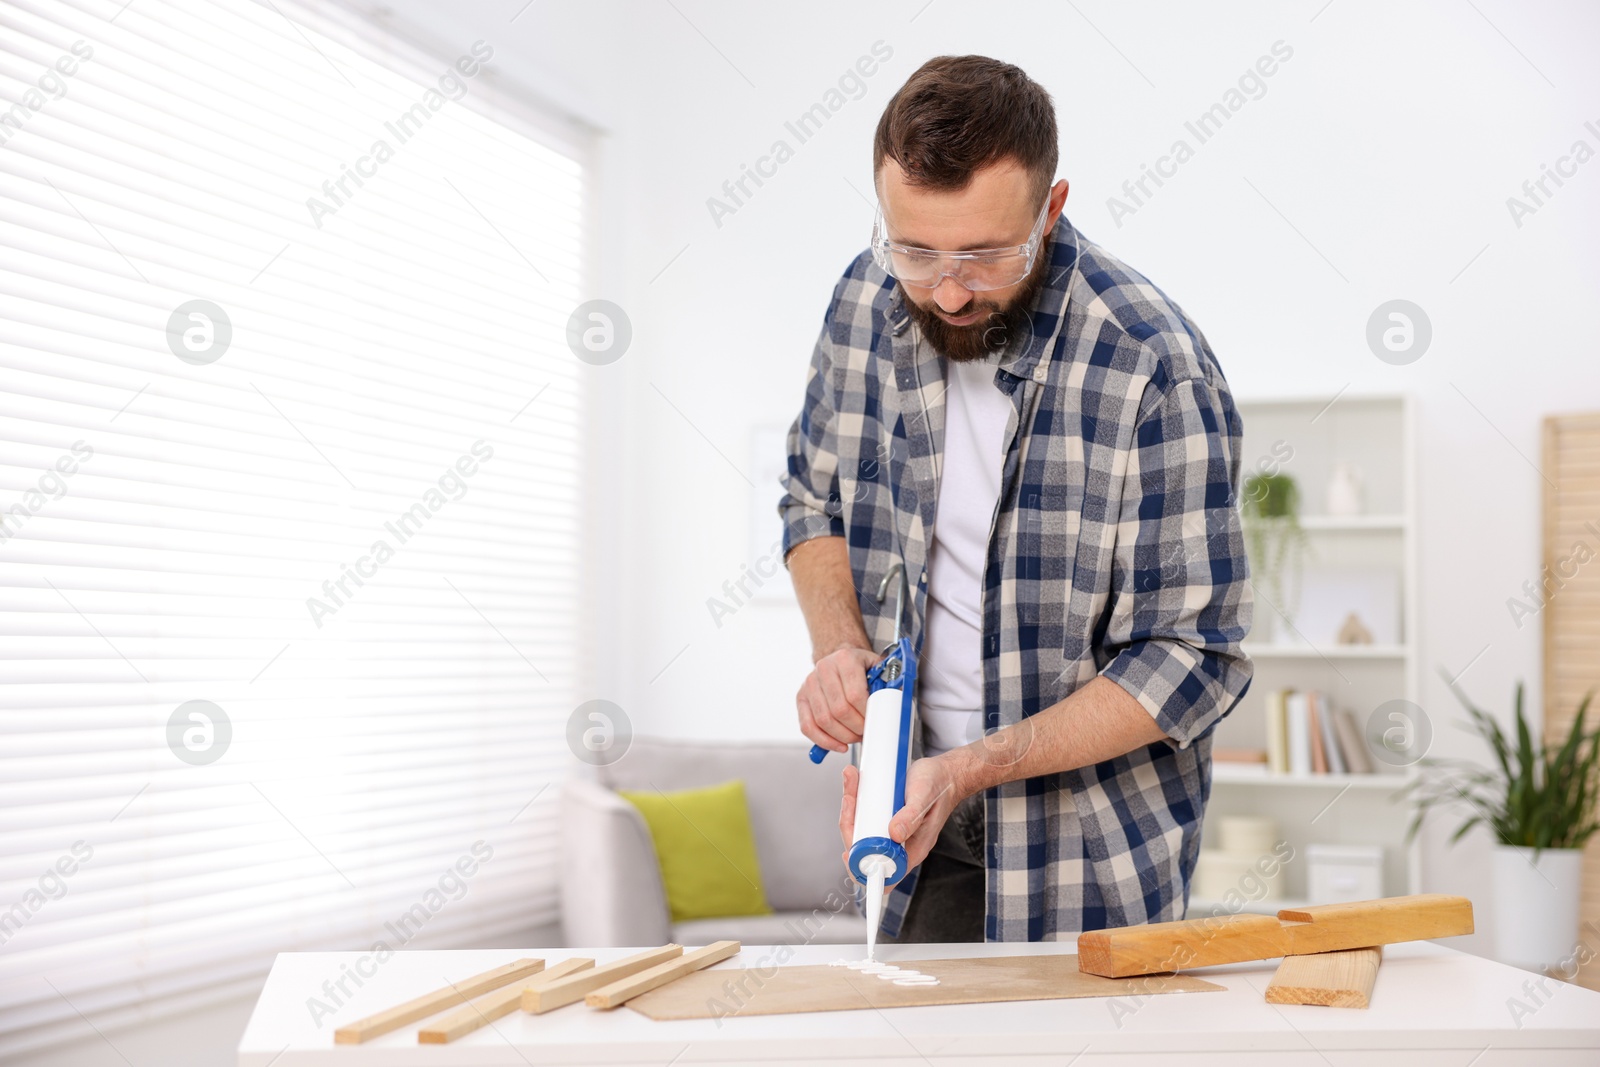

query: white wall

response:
[385,0,1600,948]
[44,5,1599,1063]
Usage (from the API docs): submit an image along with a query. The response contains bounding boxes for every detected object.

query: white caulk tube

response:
[849,683,912,959]
[849,688,908,851]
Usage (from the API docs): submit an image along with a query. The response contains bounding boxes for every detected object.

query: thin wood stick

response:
[585,941,740,1010]
[1266,946,1382,1008]
[418,957,594,1044]
[523,945,683,1014]
[333,958,544,1044]
[1078,894,1472,978]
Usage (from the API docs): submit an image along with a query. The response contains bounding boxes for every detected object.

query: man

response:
[779,55,1253,943]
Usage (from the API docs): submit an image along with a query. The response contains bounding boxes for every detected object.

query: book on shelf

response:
[1261,688,1374,776]
[1265,689,1289,774]
[1285,691,1312,775]
[1307,695,1329,774]
[1334,708,1372,774]
[1316,693,1347,775]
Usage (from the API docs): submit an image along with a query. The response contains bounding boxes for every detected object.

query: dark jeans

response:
[883,792,986,944]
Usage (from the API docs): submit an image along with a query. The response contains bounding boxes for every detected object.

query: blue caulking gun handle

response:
[807,641,902,764]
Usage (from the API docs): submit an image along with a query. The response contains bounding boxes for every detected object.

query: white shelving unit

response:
[1200,393,1421,914]
[1242,643,1409,660]
[1210,763,1410,791]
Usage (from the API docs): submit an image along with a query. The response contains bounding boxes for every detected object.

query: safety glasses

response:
[871,197,1052,291]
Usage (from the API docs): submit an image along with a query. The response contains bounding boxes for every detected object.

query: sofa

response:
[560,736,869,947]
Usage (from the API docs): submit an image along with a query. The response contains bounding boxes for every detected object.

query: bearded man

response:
[780,54,1254,943]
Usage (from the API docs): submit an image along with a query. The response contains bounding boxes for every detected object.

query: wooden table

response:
[238,940,1600,1065]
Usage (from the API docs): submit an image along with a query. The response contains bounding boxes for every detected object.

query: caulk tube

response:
[847,683,912,888]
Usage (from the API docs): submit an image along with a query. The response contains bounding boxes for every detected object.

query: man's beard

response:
[903,250,1052,364]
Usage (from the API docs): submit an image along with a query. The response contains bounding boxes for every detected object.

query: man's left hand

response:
[838,755,967,874]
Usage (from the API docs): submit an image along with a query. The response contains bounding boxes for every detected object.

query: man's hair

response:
[873,55,1058,201]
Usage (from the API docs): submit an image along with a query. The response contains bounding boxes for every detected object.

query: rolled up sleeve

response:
[1099,375,1254,747]
[778,286,849,566]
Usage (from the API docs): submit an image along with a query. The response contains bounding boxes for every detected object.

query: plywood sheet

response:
[625,954,1222,1020]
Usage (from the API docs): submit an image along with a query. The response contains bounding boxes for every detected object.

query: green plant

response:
[1239,472,1306,619]
[1403,676,1600,856]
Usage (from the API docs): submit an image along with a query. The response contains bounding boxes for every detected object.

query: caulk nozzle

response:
[860,854,892,963]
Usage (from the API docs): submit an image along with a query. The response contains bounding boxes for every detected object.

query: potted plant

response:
[1239,472,1306,642]
[1402,676,1600,973]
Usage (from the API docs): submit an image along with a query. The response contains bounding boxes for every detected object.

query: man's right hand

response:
[796,645,881,753]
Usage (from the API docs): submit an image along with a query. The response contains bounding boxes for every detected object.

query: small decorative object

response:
[1307,843,1383,904]
[1325,462,1365,517]
[1402,676,1600,973]
[1193,848,1287,902]
[1218,815,1280,855]
[1296,567,1400,647]
[1240,472,1307,638]
[1195,817,1286,903]
[1336,612,1373,645]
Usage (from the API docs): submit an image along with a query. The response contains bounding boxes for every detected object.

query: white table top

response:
[239,940,1600,1065]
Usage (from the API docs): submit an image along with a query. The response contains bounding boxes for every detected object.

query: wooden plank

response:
[1542,413,1600,992]
[1077,894,1472,977]
[1265,946,1382,1008]
[626,954,1224,1020]
[333,958,543,1044]
[418,957,593,1044]
[586,941,741,1010]
[1078,913,1289,978]
[1277,895,1473,954]
[522,945,682,1014]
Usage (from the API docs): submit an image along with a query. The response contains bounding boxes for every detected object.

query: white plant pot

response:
[1491,845,1584,972]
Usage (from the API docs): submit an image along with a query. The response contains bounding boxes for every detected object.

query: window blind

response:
[0,0,587,1055]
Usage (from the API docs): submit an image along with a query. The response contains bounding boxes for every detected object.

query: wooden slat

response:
[1265,946,1382,1008]
[333,958,543,1044]
[522,945,682,1014]
[1543,414,1600,991]
[1077,895,1471,978]
[417,957,593,1044]
[585,941,741,1010]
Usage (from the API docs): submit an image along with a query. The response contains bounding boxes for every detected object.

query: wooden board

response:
[418,957,594,1043]
[333,957,543,1044]
[1266,946,1382,1008]
[625,954,1223,1020]
[1078,894,1472,977]
[524,945,682,1013]
[1542,413,1600,991]
[587,941,741,1010]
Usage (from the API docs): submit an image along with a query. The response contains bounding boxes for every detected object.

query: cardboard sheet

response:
[625,953,1223,1020]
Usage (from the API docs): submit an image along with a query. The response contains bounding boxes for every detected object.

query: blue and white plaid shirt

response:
[779,212,1254,941]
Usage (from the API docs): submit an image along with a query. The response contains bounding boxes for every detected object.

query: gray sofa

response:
[560,737,869,947]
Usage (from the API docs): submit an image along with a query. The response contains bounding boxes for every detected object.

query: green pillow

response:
[618,779,773,923]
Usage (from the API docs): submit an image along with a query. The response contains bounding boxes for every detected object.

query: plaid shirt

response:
[779,213,1254,941]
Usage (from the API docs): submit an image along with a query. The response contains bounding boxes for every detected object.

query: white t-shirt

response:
[919,354,1013,756]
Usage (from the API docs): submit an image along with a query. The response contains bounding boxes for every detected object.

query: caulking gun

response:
[808,562,915,959]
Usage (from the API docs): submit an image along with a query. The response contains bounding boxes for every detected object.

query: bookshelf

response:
[1243,643,1408,660]
[1210,763,1408,791]
[1200,393,1420,914]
